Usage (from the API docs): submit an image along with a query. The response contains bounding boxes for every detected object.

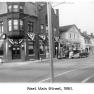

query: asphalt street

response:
[0,55,94,83]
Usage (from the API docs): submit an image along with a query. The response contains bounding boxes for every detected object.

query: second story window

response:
[74,34,75,39]
[19,5,24,12]
[0,22,3,33]
[13,5,18,12]
[46,25,48,33]
[40,24,44,33]
[28,22,33,33]
[13,19,18,30]
[70,33,71,39]
[8,20,12,31]
[8,5,12,12]
[20,20,23,30]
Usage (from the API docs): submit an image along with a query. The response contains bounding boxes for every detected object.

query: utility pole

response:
[47,2,54,82]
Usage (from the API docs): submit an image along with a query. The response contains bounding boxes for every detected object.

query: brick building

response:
[0,2,59,63]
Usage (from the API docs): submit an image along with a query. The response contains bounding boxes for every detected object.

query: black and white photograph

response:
[0,0,94,93]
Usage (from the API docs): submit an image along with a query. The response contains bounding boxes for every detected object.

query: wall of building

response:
[0,2,59,62]
[0,2,7,15]
[24,2,38,17]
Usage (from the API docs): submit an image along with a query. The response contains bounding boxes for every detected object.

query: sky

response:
[52,0,94,34]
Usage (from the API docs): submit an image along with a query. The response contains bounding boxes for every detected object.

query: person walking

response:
[69,50,73,59]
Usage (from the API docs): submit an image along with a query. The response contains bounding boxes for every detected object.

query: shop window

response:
[13,19,18,30]
[20,20,23,30]
[13,5,19,12]
[28,42,34,56]
[0,22,3,33]
[28,22,33,33]
[39,40,45,55]
[8,20,12,31]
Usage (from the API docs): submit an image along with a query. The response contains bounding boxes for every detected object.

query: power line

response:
[52,2,75,7]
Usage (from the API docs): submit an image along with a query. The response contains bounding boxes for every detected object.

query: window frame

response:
[28,22,33,33]
[13,19,19,30]
[13,4,19,12]
[8,19,12,32]
[8,5,12,13]
[39,40,45,55]
[19,5,24,12]
[0,22,3,33]
[28,41,35,56]
[20,19,23,30]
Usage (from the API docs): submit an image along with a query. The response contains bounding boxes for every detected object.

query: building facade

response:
[89,33,94,54]
[0,2,59,63]
[81,32,92,53]
[59,24,81,57]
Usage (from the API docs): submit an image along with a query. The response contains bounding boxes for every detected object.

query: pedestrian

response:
[69,50,73,59]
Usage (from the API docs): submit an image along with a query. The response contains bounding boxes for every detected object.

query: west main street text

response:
[27,86,73,91]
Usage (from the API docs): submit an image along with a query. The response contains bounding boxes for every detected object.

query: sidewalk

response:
[0,58,52,67]
[0,54,94,67]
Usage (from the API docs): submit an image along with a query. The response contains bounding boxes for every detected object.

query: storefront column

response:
[6,40,8,58]
[24,39,26,57]
[58,42,61,56]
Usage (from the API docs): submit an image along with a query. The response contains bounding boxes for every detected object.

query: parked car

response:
[79,52,89,58]
[0,56,3,63]
[72,53,80,58]
[72,50,89,58]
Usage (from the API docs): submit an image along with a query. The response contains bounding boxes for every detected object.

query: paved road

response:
[0,55,94,83]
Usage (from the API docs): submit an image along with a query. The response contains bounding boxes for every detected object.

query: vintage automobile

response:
[79,52,89,58]
[0,56,3,63]
[72,50,89,58]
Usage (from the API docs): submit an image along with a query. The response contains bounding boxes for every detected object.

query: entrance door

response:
[12,47,21,59]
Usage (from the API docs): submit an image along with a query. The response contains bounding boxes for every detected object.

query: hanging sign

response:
[8,39,23,45]
[8,39,14,45]
[27,32,35,40]
[39,34,46,40]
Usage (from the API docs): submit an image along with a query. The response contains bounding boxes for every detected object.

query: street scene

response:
[0,55,94,83]
[0,1,94,83]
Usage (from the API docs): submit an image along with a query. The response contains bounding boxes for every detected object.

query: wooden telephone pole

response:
[47,2,54,82]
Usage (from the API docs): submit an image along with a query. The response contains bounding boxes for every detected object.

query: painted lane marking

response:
[81,74,94,83]
[38,65,94,83]
[38,69,78,83]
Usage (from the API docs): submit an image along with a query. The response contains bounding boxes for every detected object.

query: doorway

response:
[12,46,21,59]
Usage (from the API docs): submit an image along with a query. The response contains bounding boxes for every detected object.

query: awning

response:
[39,34,46,41]
[27,32,35,41]
[8,39,24,45]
